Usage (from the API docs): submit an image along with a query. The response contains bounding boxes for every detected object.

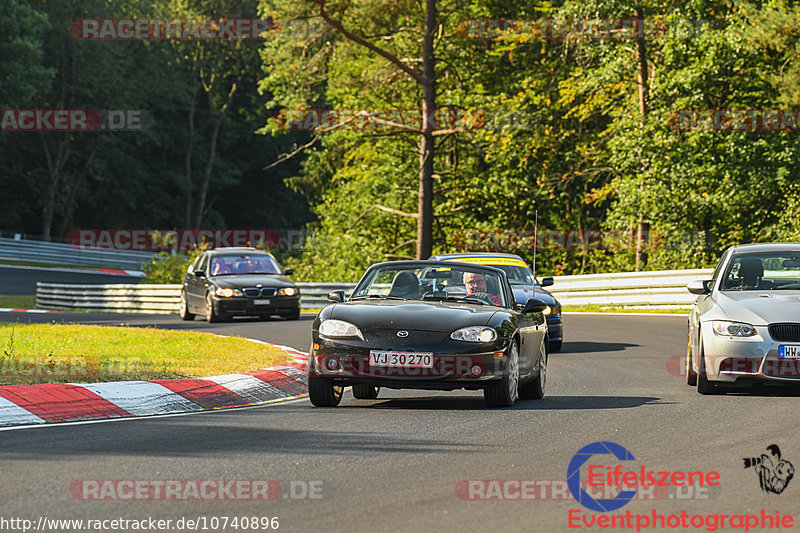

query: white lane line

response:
[0,395,46,425]
[79,381,203,416]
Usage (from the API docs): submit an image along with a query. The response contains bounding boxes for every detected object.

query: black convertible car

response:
[308,261,550,407]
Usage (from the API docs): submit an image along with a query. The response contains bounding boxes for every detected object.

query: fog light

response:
[325,358,340,371]
[471,365,483,376]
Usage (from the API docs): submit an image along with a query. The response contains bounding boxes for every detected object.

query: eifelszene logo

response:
[743,444,794,495]
[567,441,721,512]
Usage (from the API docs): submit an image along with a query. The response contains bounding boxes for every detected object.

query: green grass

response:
[0,295,37,309]
[0,322,293,385]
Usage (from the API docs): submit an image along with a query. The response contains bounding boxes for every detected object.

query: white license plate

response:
[254,299,271,305]
[779,345,800,358]
[369,351,434,368]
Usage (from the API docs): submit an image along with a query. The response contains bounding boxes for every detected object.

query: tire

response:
[308,375,343,407]
[352,384,380,399]
[484,340,520,407]
[697,341,724,395]
[205,293,221,323]
[179,292,194,321]
[520,340,547,400]
[549,340,562,353]
[686,332,697,386]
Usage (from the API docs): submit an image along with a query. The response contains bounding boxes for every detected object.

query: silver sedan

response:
[686,242,800,394]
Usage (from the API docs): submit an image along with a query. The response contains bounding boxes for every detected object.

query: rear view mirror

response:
[540,276,554,288]
[194,270,205,278]
[425,269,453,279]
[284,268,295,276]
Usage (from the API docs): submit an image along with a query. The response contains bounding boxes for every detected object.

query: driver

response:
[463,272,501,305]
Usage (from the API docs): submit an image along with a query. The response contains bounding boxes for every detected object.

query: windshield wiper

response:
[350,295,410,301]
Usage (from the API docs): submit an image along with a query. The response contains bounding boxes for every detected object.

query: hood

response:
[209,274,294,288]
[330,300,501,332]
[511,285,557,307]
[715,291,800,325]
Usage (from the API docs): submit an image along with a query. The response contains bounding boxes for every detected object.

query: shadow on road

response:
[559,341,638,354]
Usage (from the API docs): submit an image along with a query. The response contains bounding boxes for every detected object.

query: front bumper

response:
[309,335,511,390]
[211,295,300,317]
[702,325,800,383]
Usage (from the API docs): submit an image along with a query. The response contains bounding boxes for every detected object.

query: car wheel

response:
[686,331,697,386]
[484,340,519,407]
[308,375,343,407]
[179,292,194,321]
[520,340,546,400]
[697,340,724,395]
[205,293,221,323]
[549,340,562,353]
[352,384,379,399]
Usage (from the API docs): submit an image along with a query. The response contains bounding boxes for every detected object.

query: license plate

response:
[369,351,434,368]
[779,345,800,358]
[254,299,271,305]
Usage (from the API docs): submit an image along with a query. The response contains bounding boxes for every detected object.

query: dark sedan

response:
[429,252,563,351]
[179,247,300,322]
[308,261,550,407]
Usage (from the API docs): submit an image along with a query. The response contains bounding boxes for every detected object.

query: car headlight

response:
[213,287,242,298]
[542,305,552,316]
[451,326,497,343]
[278,287,297,296]
[712,320,757,337]
[319,319,363,340]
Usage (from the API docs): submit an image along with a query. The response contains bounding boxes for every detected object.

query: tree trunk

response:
[193,81,237,228]
[634,5,649,271]
[185,79,198,227]
[416,0,436,259]
[39,134,70,239]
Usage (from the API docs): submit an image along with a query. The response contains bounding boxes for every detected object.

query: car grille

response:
[243,288,277,298]
[769,323,800,342]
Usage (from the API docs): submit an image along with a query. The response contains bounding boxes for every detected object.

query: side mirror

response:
[540,276,554,288]
[687,279,712,295]
[327,289,345,303]
[284,268,295,276]
[522,298,548,314]
[194,270,205,278]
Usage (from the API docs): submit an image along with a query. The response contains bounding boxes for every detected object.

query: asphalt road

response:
[0,264,142,295]
[1,312,799,533]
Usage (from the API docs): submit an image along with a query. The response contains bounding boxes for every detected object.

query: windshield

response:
[210,254,280,275]
[720,252,800,291]
[494,265,535,286]
[351,264,507,307]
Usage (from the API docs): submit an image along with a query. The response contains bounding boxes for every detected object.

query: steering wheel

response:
[463,292,493,304]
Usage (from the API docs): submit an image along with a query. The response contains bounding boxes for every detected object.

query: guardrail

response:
[36,269,714,314]
[0,236,154,271]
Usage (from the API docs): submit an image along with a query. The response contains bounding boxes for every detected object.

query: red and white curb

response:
[0,308,61,313]
[0,345,308,428]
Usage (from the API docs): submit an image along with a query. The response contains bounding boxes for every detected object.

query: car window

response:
[353,265,507,307]
[197,253,209,273]
[211,254,280,275]
[721,252,800,291]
